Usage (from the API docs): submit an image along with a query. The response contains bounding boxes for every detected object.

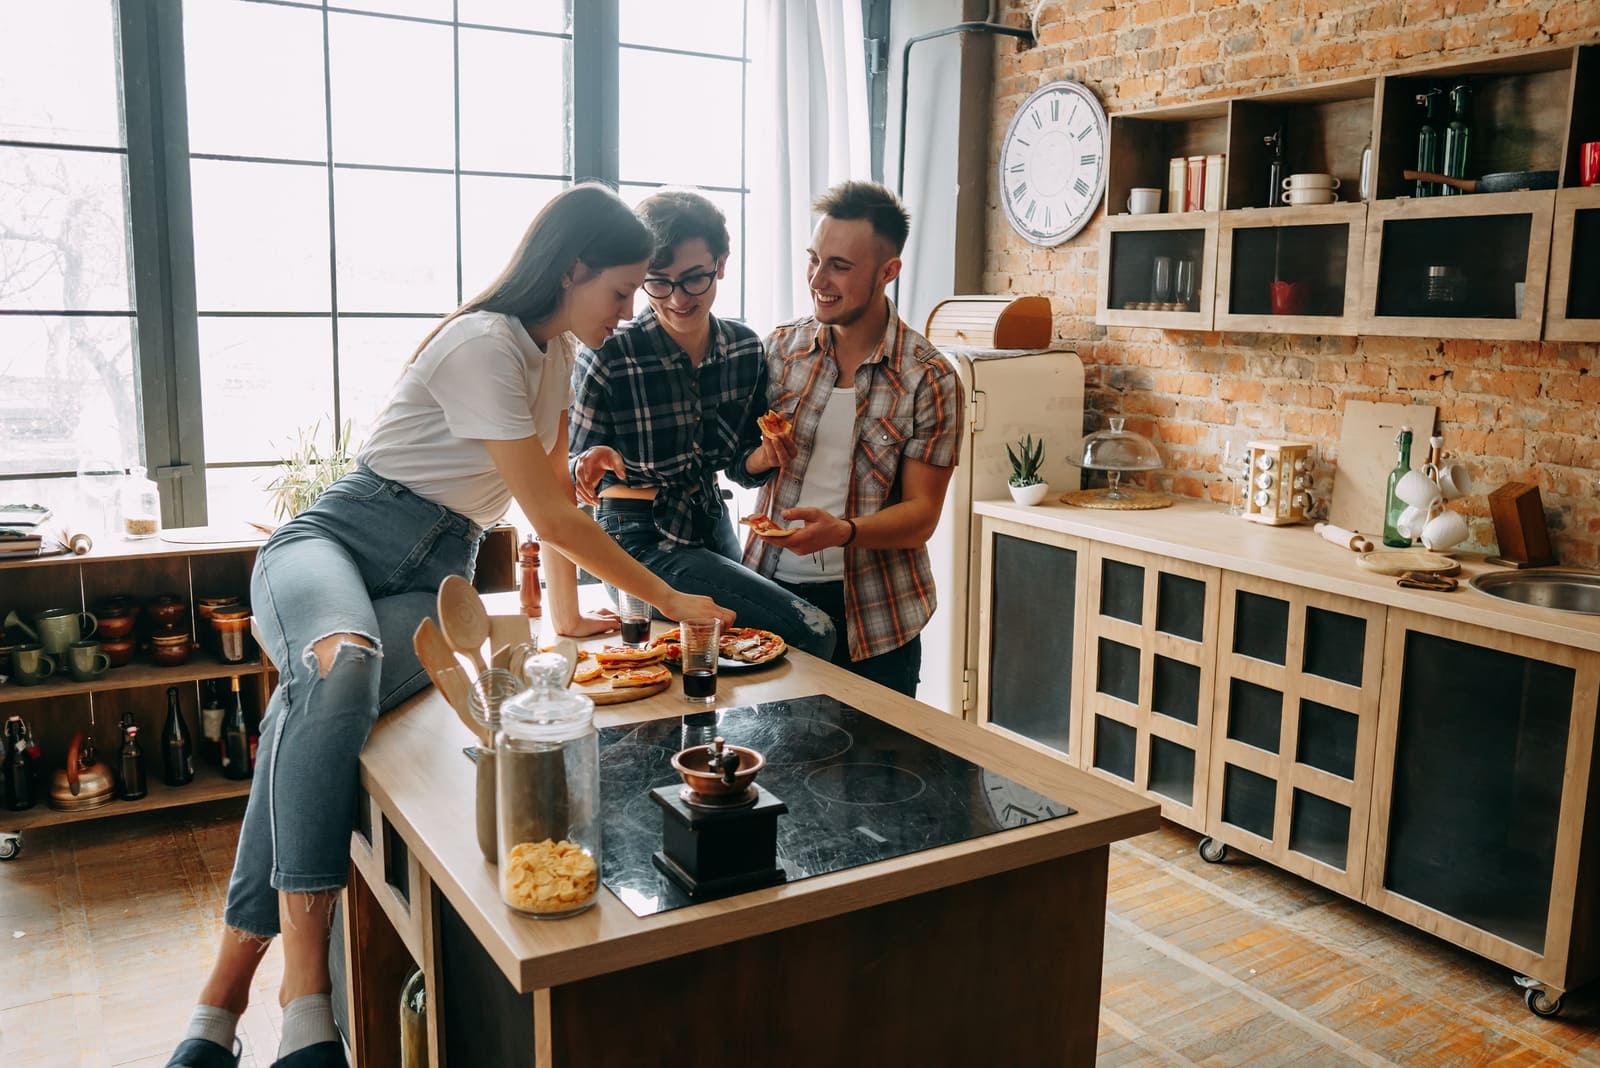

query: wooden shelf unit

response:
[1,538,273,841]
[1215,201,1368,334]
[1093,42,1599,340]
[1544,184,1600,342]
[1096,212,1219,329]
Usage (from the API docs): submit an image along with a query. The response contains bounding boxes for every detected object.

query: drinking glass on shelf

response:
[1174,257,1196,310]
[75,452,123,536]
[1150,256,1174,304]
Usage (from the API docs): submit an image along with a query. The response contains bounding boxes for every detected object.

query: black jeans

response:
[775,578,922,698]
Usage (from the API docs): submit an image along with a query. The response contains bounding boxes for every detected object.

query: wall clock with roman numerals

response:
[999,80,1108,247]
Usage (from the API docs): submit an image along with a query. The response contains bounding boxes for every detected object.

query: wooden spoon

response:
[413,617,488,747]
[437,574,490,676]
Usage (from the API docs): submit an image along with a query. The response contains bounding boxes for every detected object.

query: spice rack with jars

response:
[1095,42,1599,341]
[0,537,273,855]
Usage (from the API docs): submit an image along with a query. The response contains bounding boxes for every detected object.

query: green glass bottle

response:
[1415,90,1442,197]
[1441,84,1472,197]
[1382,426,1415,548]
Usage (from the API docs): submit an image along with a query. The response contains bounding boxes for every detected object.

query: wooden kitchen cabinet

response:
[974,517,1090,762]
[1079,544,1220,830]
[1543,185,1600,342]
[1096,213,1219,330]
[1204,574,1385,899]
[1215,203,1367,334]
[1366,610,1600,1009]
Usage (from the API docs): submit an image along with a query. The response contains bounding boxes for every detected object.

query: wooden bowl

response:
[96,613,135,639]
[145,594,188,626]
[671,742,764,798]
[101,637,136,667]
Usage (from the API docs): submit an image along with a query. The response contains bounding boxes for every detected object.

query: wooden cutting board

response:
[1356,548,1459,575]
[1328,400,1437,536]
[574,676,672,704]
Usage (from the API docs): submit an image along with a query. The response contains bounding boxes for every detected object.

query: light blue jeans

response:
[224,467,481,937]
[594,498,835,660]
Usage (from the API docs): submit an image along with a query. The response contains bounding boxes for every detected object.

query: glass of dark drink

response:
[616,590,653,649]
[679,618,720,705]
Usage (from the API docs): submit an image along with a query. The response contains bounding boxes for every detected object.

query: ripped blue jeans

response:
[595,498,836,661]
[224,467,481,937]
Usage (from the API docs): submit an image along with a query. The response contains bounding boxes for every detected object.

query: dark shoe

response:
[166,1038,241,1068]
[271,1040,347,1068]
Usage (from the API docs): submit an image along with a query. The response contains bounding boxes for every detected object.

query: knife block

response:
[1486,482,1557,568]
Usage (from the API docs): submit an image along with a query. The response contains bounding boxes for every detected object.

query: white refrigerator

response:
[919,347,1085,718]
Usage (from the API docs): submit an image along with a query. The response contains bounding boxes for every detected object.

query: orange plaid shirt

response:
[742,301,963,661]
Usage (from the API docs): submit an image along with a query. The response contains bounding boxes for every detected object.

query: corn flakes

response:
[502,838,598,914]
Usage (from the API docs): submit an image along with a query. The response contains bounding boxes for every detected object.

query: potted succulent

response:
[265,419,357,522]
[1006,434,1050,506]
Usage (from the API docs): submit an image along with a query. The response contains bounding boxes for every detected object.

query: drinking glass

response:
[1174,257,1196,309]
[1220,440,1241,516]
[679,619,721,705]
[75,452,123,536]
[1150,256,1174,303]
[615,590,652,649]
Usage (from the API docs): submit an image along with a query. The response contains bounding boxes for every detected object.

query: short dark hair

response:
[812,181,910,255]
[636,189,730,271]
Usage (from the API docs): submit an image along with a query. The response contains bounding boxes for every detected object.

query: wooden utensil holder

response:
[1486,482,1557,568]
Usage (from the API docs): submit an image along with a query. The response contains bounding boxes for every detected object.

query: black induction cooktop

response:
[599,694,1075,917]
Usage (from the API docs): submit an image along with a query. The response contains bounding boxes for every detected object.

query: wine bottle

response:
[200,680,225,766]
[1441,84,1472,196]
[221,676,253,781]
[1415,90,1442,197]
[162,685,195,786]
[118,724,148,801]
[3,716,36,811]
[1382,426,1415,548]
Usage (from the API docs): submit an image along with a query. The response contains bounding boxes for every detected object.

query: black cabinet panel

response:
[1290,790,1351,870]
[1233,590,1289,665]
[1096,638,1141,705]
[1296,699,1358,780]
[1384,631,1574,952]
[1148,737,1195,806]
[1222,763,1276,840]
[1156,571,1206,642]
[1302,606,1366,687]
[1226,678,1283,754]
[1093,715,1138,782]
[1100,559,1144,624]
[1152,655,1201,725]
[987,534,1076,754]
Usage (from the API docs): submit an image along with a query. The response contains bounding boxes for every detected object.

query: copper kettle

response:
[49,732,115,808]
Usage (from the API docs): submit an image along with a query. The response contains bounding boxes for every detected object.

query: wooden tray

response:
[574,677,672,705]
[1356,549,1459,576]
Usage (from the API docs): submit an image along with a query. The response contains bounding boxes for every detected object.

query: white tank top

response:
[773,387,855,583]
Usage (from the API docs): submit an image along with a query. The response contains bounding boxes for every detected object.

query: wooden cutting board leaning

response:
[1328,400,1437,537]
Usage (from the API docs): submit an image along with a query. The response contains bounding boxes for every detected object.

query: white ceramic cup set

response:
[1393,461,1475,550]
[1281,173,1341,206]
[1128,188,1163,214]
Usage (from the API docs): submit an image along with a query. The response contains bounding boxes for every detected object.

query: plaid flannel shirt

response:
[742,301,963,661]
[569,308,772,548]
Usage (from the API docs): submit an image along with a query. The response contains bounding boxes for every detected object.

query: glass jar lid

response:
[500,653,593,742]
[1068,416,1162,473]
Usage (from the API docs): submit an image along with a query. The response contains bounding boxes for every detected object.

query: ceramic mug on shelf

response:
[1283,173,1340,191]
[10,642,55,686]
[66,639,111,682]
[1281,188,1338,206]
[34,608,97,658]
[1581,142,1600,187]
[1128,187,1162,214]
[1269,281,1311,316]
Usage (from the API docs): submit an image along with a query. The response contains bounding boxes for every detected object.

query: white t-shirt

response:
[772,387,855,584]
[358,311,574,528]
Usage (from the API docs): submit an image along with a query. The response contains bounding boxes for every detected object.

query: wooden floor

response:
[1,801,1597,1066]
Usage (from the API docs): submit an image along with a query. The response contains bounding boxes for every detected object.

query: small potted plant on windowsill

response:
[1006,434,1049,506]
[265,419,357,525]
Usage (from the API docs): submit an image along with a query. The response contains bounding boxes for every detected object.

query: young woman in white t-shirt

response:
[166,184,734,1068]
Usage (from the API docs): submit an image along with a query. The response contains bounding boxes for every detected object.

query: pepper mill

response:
[518,536,542,619]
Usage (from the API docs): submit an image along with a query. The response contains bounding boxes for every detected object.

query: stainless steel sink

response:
[1468,568,1600,616]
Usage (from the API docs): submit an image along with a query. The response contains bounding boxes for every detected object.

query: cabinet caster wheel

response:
[1524,986,1563,1018]
[1197,837,1228,863]
[0,834,20,861]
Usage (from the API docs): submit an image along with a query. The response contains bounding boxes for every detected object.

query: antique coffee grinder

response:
[651,735,787,899]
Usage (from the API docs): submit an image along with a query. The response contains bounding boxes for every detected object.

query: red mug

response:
[1581,141,1600,187]
[1270,281,1310,316]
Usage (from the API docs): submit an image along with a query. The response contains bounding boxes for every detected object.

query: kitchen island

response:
[341,611,1159,1067]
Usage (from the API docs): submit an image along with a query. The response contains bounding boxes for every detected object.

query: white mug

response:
[1395,469,1442,509]
[1282,189,1338,205]
[1421,507,1469,552]
[1283,173,1340,191]
[1128,188,1162,214]
[1424,461,1474,501]
[1396,505,1427,540]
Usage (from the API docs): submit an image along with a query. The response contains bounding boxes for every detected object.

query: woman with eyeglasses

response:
[166,183,734,1068]
[569,189,836,658]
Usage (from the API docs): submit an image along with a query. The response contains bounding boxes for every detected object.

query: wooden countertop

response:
[975,496,1600,652]
[358,597,1159,994]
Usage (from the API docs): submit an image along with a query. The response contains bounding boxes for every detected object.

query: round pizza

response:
[756,408,792,439]
[649,627,786,666]
[740,514,797,538]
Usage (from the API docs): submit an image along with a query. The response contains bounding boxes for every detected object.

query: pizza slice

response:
[594,644,667,669]
[740,514,798,538]
[719,628,787,664]
[756,408,792,439]
[609,663,671,688]
[571,659,606,685]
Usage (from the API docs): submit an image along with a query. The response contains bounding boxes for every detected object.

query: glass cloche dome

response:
[1067,417,1162,500]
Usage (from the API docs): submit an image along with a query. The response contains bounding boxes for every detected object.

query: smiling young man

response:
[742,181,964,697]
[568,189,836,657]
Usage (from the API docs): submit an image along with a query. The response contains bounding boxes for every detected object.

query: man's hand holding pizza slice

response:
[745,407,797,476]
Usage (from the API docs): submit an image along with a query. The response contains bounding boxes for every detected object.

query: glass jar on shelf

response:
[496,653,599,918]
[121,465,160,540]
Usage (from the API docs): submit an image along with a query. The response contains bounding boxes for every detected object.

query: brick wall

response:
[984,0,1600,567]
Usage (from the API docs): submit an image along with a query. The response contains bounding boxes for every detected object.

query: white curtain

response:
[745,0,872,335]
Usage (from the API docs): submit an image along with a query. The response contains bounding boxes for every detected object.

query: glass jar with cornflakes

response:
[496,653,598,918]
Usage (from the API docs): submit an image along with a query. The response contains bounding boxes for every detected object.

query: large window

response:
[1,0,752,529]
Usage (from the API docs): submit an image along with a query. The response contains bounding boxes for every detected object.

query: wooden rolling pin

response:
[1314,522,1374,553]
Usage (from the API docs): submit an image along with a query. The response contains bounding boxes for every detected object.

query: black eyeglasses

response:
[642,272,716,299]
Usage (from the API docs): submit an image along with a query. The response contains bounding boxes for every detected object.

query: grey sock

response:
[183,1004,240,1051]
[279,993,338,1058]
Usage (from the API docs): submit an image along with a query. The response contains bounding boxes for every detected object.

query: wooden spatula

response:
[437,574,490,676]
[414,617,488,747]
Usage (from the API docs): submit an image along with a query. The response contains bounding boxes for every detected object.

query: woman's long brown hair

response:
[407,182,652,363]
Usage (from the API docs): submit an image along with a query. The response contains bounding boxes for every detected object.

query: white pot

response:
[1009,482,1050,506]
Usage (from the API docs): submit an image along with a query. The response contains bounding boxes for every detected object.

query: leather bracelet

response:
[841,516,857,546]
